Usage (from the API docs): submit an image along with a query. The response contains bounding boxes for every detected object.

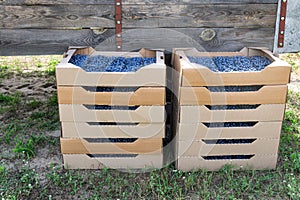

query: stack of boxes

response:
[172,47,291,171]
[56,46,291,171]
[56,47,166,169]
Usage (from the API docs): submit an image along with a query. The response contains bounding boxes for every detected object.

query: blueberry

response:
[144,57,156,66]
[93,105,138,110]
[188,55,271,72]
[204,155,252,160]
[69,55,89,68]
[69,54,156,72]
[108,138,137,143]
[207,86,262,92]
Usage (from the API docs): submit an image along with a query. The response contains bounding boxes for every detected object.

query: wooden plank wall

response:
[0,0,278,55]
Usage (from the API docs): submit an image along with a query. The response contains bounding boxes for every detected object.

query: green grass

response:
[280,53,300,72]
[0,54,299,199]
[45,58,59,76]
[0,164,39,199]
[13,137,36,159]
[1,98,299,199]
[0,92,21,106]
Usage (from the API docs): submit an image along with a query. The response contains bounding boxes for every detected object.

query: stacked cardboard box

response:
[172,47,291,171]
[56,47,166,169]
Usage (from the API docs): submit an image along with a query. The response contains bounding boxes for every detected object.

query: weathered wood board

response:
[0,4,277,28]
[274,0,300,53]
[0,28,275,55]
[0,0,298,55]
[0,0,279,5]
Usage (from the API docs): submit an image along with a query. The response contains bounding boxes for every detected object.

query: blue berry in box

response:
[69,54,88,68]
[108,138,137,143]
[144,57,156,66]
[68,54,156,72]
[188,55,271,72]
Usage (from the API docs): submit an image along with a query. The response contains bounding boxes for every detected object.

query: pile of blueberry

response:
[90,105,139,110]
[202,122,257,145]
[108,138,137,143]
[85,138,138,143]
[203,122,257,128]
[88,122,138,126]
[69,54,156,72]
[206,105,259,110]
[95,87,137,92]
[203,155,254,160]
[188,55,271,72]
[88,154,137,158]
[207,86,262,92]
[204,139,255,144]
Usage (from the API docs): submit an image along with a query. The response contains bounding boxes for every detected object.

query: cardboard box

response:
[61,122,165,138]
[172,47,291,87]
[176,155,278,171]
[179,104,285,123]
[175,133,280,171]
[63,154,163,169]
[177,121,282,141]
[59,104,165,123]
[56,47,167,169]
[57,86,165,106]
[177,139,280,157]
[60,138,162,154]
[179,85,287,105]
[172,47,290,171]
[56,47,166,87]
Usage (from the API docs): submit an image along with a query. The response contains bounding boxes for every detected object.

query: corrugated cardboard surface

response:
[63,154,163,169]
[180,104,285,123]
[58,86,166,106]
[172,47,291,87]
[177,139,280,157]
[61,122,165,138]
[176,155,278,171]
[56,48,166,87]
[59,104,165,123]
[179,85,287,105]
[177,121,283,141]
[60,138,162,154]
[181,66,290,87]
[172,47,289,171]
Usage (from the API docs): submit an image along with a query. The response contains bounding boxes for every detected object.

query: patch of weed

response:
[281,53,300,72]
[0,92,21,106]
[0,164,39,199]
[284,172,300,199]
[0,123,21,144]
[0,65,14,80]
[291,152,300,172]
[46,166,85,196]
[26,98,42,110]
[13,137,35,159]
[45,58,59,76]
[47,93,58,106]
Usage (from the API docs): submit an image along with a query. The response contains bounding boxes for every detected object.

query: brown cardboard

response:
[61,122,165,138]
[63,153,163,169]
[172,47,291,87]
[177,121,283,141]
[172,47,289,171]
[176,155,278,171]
[57,86,165,106]
[56,47,166,87]
[179,85,288,105]
[59,105,165,123]
[177,139,280,157]
[179,104,285,123]
[60,138,162,154]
